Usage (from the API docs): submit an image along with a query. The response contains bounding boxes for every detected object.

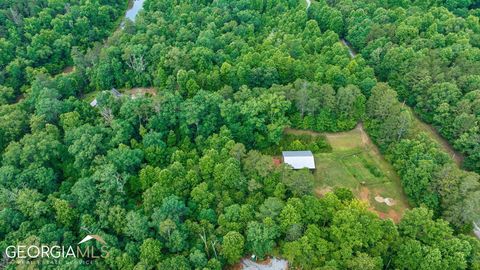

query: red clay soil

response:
[359,187,370,201]
[375,209,402,223]
[272,157,282,167]
[130,87,157,96]
[359,187,403,223]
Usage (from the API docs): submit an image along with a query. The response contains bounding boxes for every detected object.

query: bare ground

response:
[62,66,75,74]
[129,87,157,96]
[315,186,333,197]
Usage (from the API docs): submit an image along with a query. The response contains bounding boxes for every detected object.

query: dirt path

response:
[339,38,463,166]
[323,123,367,144]
[409,109,464,166]
[340,38,356,58]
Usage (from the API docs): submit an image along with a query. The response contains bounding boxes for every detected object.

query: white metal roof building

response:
[282,151,315,169]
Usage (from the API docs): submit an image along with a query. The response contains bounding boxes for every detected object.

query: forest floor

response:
[285,124,409,223]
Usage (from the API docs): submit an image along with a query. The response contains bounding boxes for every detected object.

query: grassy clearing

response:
[285,124,409,222]
[82,90,101,103]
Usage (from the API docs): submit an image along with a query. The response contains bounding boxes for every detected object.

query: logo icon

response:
[78,235,107,245]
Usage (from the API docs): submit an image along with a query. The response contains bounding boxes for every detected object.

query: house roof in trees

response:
[282,151,315,169]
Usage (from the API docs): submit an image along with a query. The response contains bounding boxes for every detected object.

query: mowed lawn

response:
[286,125,409,222]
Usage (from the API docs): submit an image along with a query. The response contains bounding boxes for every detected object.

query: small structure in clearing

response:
[240,257,288,270]
[90,88,123,107]
[282,151,315,170]
[110,88,122,98]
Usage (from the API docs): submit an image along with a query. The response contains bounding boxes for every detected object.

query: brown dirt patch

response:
[359,187,370,201]
[129,87,157,97]
[256,257,272,265]
[360,188,402,223]
[315,187,332,197]
[62,66,75,74]
[227,263,243,270]
[370,208,402,223]
[272,157,282,167]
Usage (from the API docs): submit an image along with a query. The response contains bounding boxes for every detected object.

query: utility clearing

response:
[407,107,464,166]
[285,124,409,222]
[338,38,463,167]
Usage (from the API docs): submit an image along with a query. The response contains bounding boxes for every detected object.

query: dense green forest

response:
[0,0,479,269]
[325,0,480,172]
[0,0,126,93]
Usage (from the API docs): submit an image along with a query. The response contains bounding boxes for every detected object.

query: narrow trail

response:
[409,108,464,166]
[340,38,356,58]
[339,38,464,166]
[474,222,480,239]
[306,0,311,9]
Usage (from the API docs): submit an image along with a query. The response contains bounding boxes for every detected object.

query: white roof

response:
[90,99,97,107]
[282,151,315,169]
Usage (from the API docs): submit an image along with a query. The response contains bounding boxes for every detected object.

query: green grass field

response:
[82,90,101,103]
[286,125,409,222]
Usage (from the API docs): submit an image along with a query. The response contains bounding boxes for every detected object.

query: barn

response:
[282,151,315,170]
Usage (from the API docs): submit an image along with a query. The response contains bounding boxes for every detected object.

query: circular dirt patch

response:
[375,195,396,206]
[384,198,395,206]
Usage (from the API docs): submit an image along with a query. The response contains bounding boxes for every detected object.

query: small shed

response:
[111,88,122,98]
[282,151,315,170]
[90,89,122,107]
